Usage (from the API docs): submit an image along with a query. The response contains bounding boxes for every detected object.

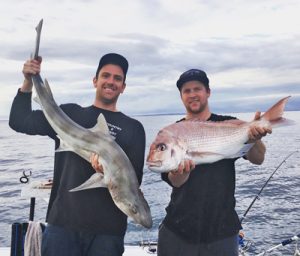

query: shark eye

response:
[157,143,167,151]
[128,203,138,214]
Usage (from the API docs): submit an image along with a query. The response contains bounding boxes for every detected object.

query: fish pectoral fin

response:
[55,138,73,152]
[69,173,107,192]
[187,151,224,158]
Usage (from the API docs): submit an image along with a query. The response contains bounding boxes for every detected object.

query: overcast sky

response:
[1,0,300,119]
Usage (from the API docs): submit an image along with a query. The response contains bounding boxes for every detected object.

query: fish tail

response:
[261,96,292,127]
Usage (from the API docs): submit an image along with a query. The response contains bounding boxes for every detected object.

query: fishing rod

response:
[240,150,298,224]
[256,233,300,256]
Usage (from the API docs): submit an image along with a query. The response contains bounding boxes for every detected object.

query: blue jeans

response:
[41,224,124,256]
[157,224,239,256]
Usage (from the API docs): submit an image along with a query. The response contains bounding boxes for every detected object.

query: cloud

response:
[0,0,300,119]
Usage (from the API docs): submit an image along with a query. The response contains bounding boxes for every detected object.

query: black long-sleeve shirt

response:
[9,89,146,236]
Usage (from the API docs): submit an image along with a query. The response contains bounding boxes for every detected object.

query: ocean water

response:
[0,111,299,255]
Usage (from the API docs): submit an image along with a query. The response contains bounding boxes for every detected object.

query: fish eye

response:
[157,143,167,151]
[130,204,137,214]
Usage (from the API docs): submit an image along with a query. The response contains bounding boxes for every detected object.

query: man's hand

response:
[168,159,195,187]
[21,56,42,93]
[23,57,42,80]
[248,111,272,143]
[90,153,104,173]
[172,159,195,175]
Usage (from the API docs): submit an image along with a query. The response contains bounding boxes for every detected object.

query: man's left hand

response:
[248,111,272,143]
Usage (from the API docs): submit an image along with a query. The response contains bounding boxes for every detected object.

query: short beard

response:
[186,101,208,115]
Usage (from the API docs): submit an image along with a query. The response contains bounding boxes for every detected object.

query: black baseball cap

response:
[176,69,209,91]
[95,53,129,81]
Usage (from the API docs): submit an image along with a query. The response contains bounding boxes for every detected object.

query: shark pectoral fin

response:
[233,143,255,158]
[55,138,73,152]
[90,113,111,136]
[69,173,107,192]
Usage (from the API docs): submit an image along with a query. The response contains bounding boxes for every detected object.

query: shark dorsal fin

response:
[90,113,110,135]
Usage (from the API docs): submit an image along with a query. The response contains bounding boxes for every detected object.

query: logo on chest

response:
[107,123,122,138]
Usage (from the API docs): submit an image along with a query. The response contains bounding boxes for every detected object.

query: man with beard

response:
[9,53,146,256]
[157,69,271,256]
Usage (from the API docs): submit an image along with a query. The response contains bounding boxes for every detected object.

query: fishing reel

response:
[239,231,254,255]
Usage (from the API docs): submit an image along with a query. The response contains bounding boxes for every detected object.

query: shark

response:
[30,19,152,228]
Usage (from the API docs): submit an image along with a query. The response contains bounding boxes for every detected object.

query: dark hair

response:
[95,53,129,82]
[176,69,209,91]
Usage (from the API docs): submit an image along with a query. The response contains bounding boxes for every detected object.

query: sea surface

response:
[0,111,299,255]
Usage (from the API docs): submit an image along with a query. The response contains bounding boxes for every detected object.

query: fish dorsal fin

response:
[90,114,110,135]
[183,119,246,127]
[261,96,291,122]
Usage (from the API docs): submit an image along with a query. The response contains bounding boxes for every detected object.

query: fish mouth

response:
[146,161,162,167]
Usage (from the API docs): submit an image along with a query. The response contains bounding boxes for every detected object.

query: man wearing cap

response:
[157,69,270,256]
[9,53,146,256]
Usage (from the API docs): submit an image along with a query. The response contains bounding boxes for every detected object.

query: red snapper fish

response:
[146,97,292,173]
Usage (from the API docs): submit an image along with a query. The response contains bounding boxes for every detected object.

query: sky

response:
[1,0,300,119]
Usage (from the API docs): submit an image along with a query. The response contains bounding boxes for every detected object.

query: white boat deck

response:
[0,247,10,256]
